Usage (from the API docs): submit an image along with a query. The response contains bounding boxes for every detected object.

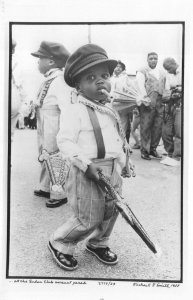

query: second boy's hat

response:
[64,44,117,87]
[31,41,70,68]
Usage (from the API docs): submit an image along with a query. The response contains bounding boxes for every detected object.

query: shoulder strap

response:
[86,106,105,159]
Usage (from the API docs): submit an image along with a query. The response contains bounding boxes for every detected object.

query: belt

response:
[37,105,60,112]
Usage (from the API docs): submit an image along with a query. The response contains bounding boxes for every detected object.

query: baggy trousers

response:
[36,105,66,199]
[139,93,163,154]
[50,158,122,255]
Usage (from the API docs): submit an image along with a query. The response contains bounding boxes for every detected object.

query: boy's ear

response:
[75,82,81,91]
[49,59,56,66]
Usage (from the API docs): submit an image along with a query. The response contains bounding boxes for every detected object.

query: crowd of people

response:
[11,38,182,272]
[111,52,182,161]
[11,40,37,134]
[16,100,37,130]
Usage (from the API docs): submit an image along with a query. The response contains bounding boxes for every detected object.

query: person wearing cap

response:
[11,39,26,142]
[31,41,71,208]
[48,44,129,271]
[162,57,182,159]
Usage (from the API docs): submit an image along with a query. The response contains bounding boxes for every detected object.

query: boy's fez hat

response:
[31,41,70,68]
[64,44,117,87]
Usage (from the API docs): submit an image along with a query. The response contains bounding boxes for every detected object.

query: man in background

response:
[136,52,166,160]
[11,39,26,141]
[162,57,182,159]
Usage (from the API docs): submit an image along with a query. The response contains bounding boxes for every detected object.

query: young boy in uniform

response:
[31,41,71,208]
[48,44,127,270]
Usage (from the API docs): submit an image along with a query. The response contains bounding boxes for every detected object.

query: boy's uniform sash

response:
[78,96,126,144]
[36,77,56,108]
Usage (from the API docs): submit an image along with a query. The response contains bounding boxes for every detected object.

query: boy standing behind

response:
[48,44,128,270]
[31,41,71,208]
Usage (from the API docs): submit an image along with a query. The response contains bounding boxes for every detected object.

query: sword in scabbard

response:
[38,149,70,193]
[97,170,158,254]
[38,149,57,184]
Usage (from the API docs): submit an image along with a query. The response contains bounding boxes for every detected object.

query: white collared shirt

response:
[35,68,72,109]
[166,67,182,89]
[57,96,125,172]
[136,66,164,97]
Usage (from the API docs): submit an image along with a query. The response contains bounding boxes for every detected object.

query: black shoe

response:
[46,198,68,208]
[149,149,162,159]
[34,189,50,198]
[86,245,118,265]
[141,153,151,160]
[48,241,78,271]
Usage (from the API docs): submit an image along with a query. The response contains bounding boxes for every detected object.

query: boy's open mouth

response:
[97,85,107,90]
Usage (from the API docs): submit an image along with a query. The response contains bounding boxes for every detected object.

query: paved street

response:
[9,128,181,281]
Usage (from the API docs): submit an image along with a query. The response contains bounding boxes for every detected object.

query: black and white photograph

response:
[1,0,193,299]
[8,22,183,280]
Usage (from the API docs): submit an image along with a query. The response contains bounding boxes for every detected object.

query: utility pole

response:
[88,25,91,43]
